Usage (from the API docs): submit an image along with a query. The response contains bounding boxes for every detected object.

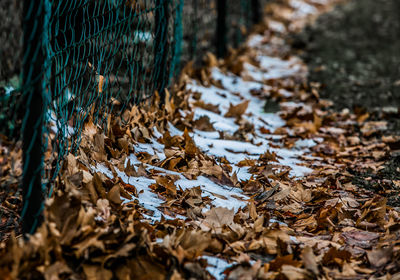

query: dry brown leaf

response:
[248,200,258,221]
[341,230,380,249]
[224,100,250,119]
[204,207,235,229]
[83,265,112,280]
[194,116,215,131]
[367,246,393,268]
[280,265,308,280]
[183,128,197,158]
[108,184,122,204]
[301,246,319,275]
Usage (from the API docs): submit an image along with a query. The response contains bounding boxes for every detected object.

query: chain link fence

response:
[0,0,267,235]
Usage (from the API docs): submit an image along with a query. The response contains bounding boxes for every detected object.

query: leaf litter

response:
[1,0,400,279]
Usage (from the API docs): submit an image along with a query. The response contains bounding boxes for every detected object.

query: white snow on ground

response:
[93,45,314,221]
[289,0,318,16]
[126,153,248,212]
[244,56,304,82]
[193,108,239,134]
[210,67,285,130]
[295,139,317,149]
[193,135,261,162]
[93,151,248,220]
[93,163,114,178]
[310,0,331,3]
[202,256,231,280]
[175,176,247,211]
[187,83,236,115]
[231,165,252,181]
[87,0,330,277]
[93,161,170,221]
[118,173,162,221]
[267,20,287,33]
[247,34,265,48]
[133,139,166,160]
[168,122,183,137]
[207,68,312,176]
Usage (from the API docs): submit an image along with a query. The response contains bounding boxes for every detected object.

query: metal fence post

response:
[21,0,46,235]
[189,0,198,59]
[251,0,262,25]
[216,0,227,58]
[154,0,171,104]
[170,0,184,80]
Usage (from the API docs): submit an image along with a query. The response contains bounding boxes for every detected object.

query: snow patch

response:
[290,0,318,16]
[176,176,248,211]
[93,163,114,179]
[203,256,231,280]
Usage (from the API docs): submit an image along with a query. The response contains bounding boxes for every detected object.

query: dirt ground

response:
[291,0,400,207]
[293,0,400,112]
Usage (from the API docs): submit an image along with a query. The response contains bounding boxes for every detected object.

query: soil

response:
[291,0,400,207]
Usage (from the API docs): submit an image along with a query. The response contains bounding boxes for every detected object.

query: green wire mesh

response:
[45,0,182,182]
[0,0,267,234]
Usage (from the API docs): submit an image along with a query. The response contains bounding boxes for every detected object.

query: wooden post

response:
[21,0,45,235]
[251,0,262,25]
[216,0,227,58]
[154,0,170,104]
